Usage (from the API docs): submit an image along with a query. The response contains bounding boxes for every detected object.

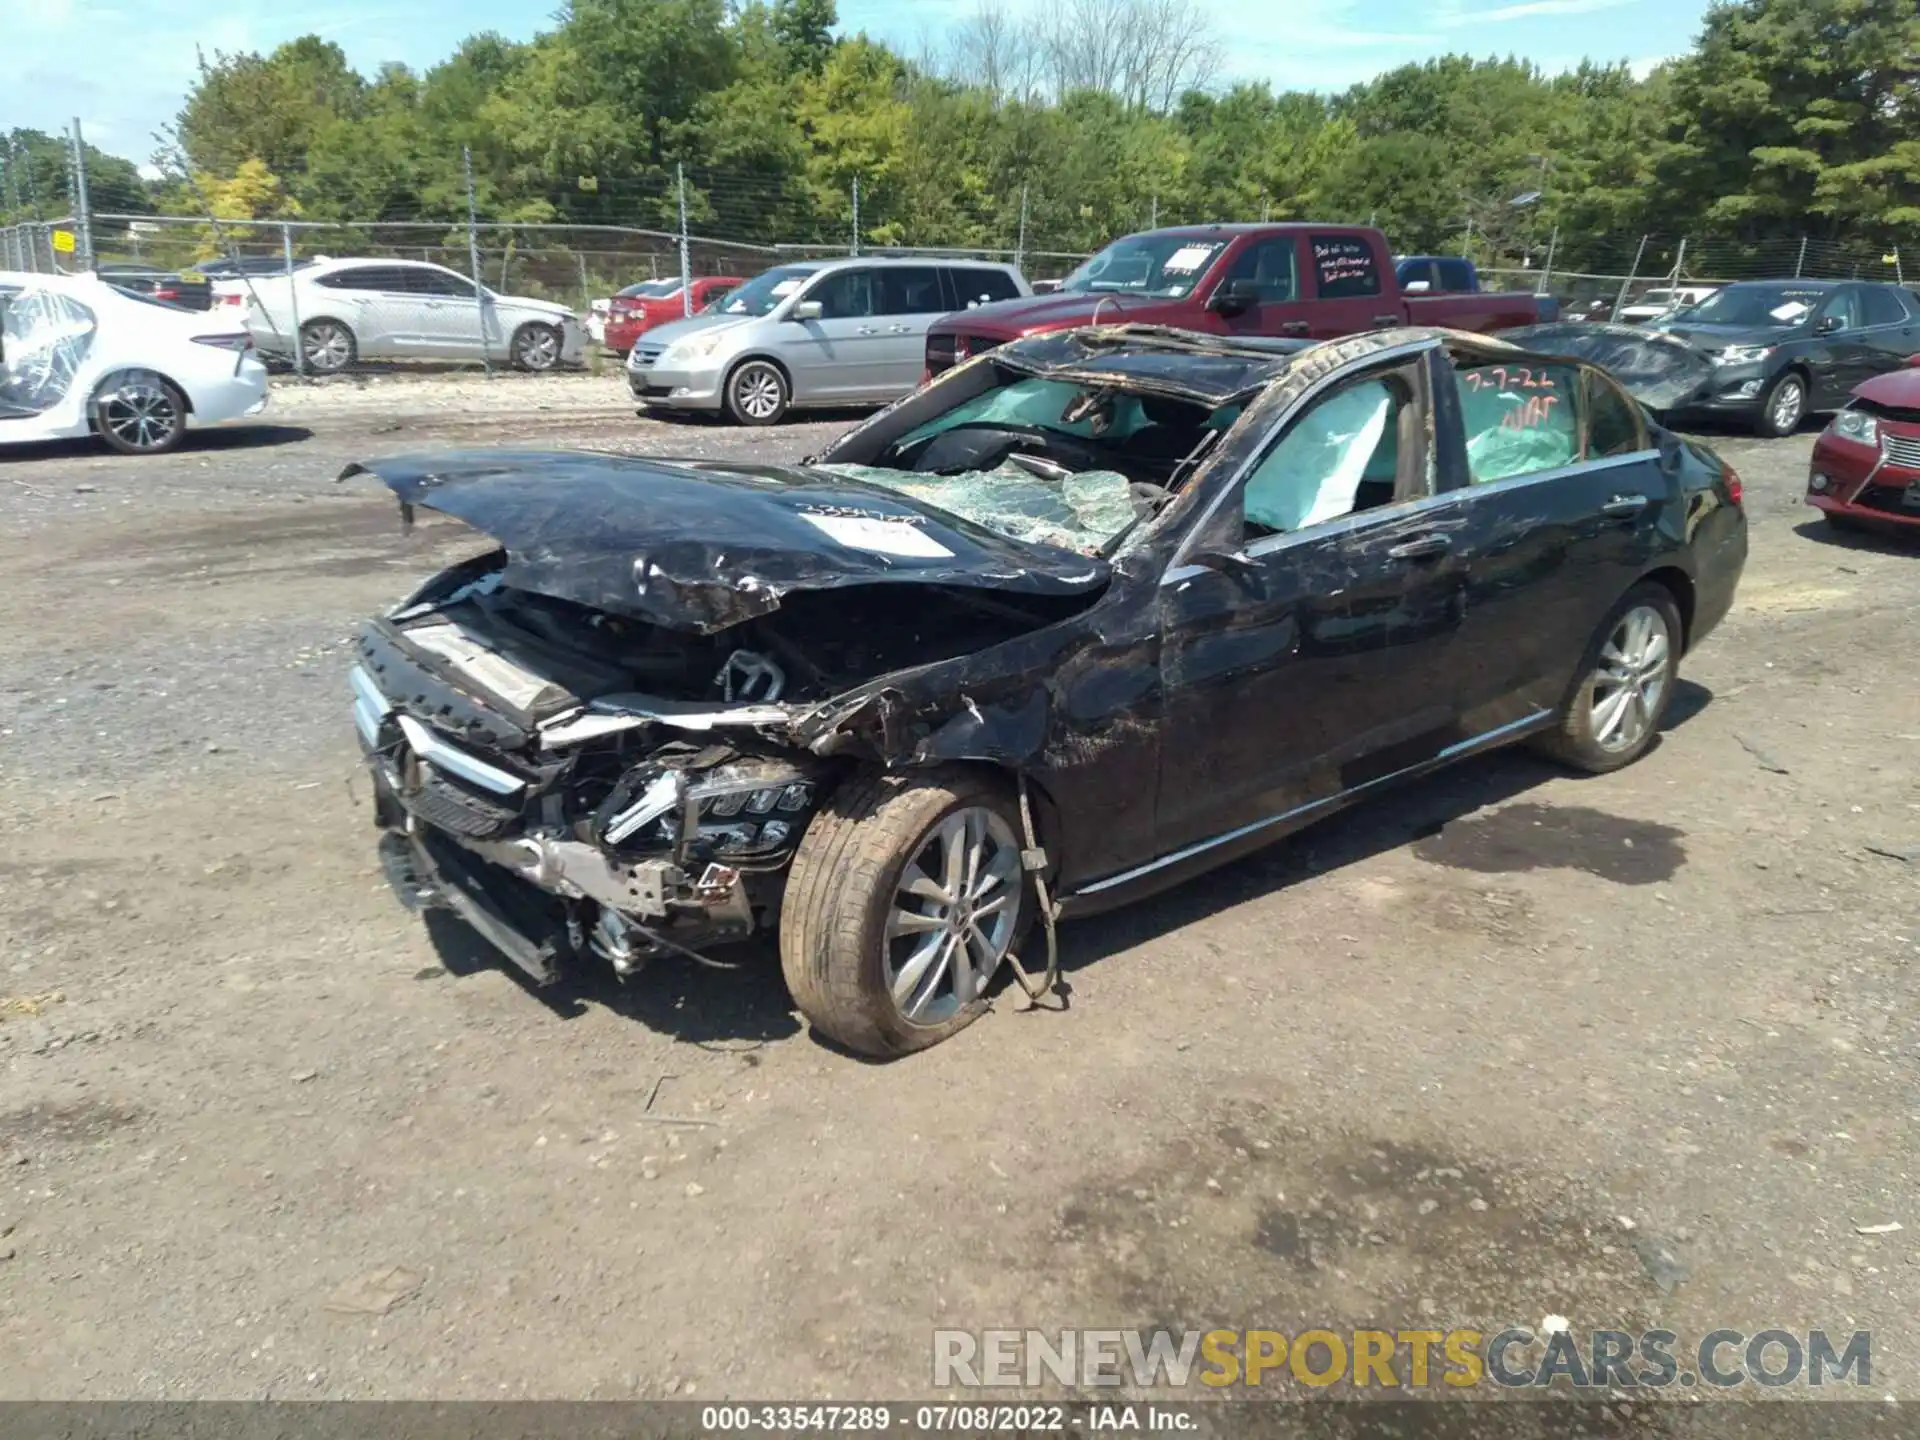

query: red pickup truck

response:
[926,223,1557,375]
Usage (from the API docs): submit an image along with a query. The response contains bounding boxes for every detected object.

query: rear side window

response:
[1453,361,1580,482]
[875,266,945,316]
[1311,235,1381,299]
[1585,370,1647,457]
[1861,287,1909,327]
[1435,258,1475,292]
[317,266,397,291]
[948,268,1020,307]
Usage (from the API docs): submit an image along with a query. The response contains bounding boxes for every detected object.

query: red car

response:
[1807,358,1920,532]
[599,276,743,355]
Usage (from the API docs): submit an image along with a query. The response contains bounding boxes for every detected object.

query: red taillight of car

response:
[1722,462,1744,507]
[153,288,180,301]
[192,332,253,351]
[215,292,246,308]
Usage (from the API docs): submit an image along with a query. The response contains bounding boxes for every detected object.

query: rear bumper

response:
[1807,432,1920,527]
[189,364,271,426]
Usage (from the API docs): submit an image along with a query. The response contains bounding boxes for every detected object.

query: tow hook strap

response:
[1005,773,1065,1012]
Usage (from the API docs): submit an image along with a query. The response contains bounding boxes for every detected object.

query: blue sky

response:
[4,0,1708,168]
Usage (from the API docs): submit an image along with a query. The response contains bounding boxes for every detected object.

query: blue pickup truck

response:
[1394,255,1481,294]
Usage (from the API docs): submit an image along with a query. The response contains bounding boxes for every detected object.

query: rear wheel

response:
[93,373,187,455]
[781,770,1028,1058]
[1534,583,1683,774]
[724,359,789,426]
[300,319,357,375]
[1753,371,1806,437]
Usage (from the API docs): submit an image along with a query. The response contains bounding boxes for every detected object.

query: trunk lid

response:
[344,450,1111,635]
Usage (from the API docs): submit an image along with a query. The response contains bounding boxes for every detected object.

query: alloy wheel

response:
[516,325,560,370]
[304,322,352,373]
[884,806,1022,1025]
[1770,377,1804,433]
[1590,603,1672,753]
[99,380,181,452]
[733,364,785,422]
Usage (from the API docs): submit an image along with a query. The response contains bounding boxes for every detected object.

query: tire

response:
[781,769,1030,1058]
[724,358,790,426]
[1534,583,1683,774]
[1753,370,1806,437]
[300,319,357,375]
[92,373,187,456]
[512,321,563,372]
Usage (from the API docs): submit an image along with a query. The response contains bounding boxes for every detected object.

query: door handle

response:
[1372,314,1400,325]
[856,326,879,335]
[1279,320,1310,335]
[887,324,913,334]
[1600,494,1650,517]
[1386,532,1453,561]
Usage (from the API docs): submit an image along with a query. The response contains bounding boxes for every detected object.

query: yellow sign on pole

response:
[51,229,76,254]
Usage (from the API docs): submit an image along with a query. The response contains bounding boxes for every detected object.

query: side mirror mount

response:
[791,300,823,322]
[1206,278,1259,317]
[1403,279,1431,294]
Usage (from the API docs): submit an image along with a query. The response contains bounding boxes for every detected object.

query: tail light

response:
[215,292,246,308]
[1722,462,1743,507]
[192,333,253,352]
[153,287,180,301]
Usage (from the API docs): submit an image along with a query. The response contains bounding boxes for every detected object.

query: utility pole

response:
[1536,226,1558,296]
[464,145,490,378]
[69,117,93,271]
[21,138,45,272]
[676,163,692,317]
[1669,236,1687,289]
[283,222,305,378]
[1794,235,1808,278]
[1015,184,1028,274]
[850,175,860,257]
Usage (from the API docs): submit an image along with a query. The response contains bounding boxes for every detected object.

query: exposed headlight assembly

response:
[1830,408,1879,445]
[1714,344,1775,366]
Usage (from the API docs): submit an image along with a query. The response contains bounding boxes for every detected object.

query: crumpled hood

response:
[342,450,1111,635]
[503,296,578,322]
[1493,322,1719,411]
[930,290,1156,338]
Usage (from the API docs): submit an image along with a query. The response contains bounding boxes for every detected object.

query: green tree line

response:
[4,0,1917,273]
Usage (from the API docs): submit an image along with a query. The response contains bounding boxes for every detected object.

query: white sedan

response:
[224,258,586,374]
[0,270,268,455]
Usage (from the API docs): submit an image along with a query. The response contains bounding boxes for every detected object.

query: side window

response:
[950,267,1019,307]
[1435,259,1475,292]
[811,269,874,320]
[1816,289,1862,332]
[1223,240,1299,303]
[1860,287,1907,328]
[1584,369,1647,458]
[875,266,945,317]
[1311,235,1381,299]
[1453,361,1581,483]
[1240,372,1416,539]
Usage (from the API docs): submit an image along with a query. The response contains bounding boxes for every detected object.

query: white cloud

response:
[1438,0,1637,24]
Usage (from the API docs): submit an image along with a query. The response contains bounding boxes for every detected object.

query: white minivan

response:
[229,258,586,373]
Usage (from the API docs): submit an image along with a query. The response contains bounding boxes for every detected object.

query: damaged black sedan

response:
[347,323,1746,1057]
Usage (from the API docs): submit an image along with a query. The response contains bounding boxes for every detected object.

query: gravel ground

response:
[1,375,1917,1424]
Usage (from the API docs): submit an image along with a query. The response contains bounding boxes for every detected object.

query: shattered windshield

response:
[1670,285,1826,329]
[716,265,819,317]
[1058,235,1228,299]
[815,373,1237,555]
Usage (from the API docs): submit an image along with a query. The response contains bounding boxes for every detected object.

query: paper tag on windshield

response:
[1163,245,1214,273]
[770,279,802,297]
[802,514,955,559]
[1771,301,1810,322]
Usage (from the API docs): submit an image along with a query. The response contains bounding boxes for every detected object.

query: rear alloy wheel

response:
[725,359,789,426]
[1754,371,1806,437]
[300,319,357,375]
[93,374,187,455]
[781,770,1029,1057]
[1534,583,1682,774]
[512,322,563,372]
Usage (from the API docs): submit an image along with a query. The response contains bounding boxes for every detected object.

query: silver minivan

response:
[626,256,1029,425]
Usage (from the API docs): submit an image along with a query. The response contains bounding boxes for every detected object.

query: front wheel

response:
[780,770,1030,1058]
[511,322,563,372]
[93,373,187,455]
[724,359,789,426]
[1753,371,1806,437]
[1533,583,1683,774]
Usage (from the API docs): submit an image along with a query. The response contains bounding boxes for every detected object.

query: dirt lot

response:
[1,371,1915,1417]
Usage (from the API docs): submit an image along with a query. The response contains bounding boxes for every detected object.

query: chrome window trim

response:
[1071,710,1551,897]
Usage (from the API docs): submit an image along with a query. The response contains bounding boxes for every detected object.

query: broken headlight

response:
[686,775,814,855]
